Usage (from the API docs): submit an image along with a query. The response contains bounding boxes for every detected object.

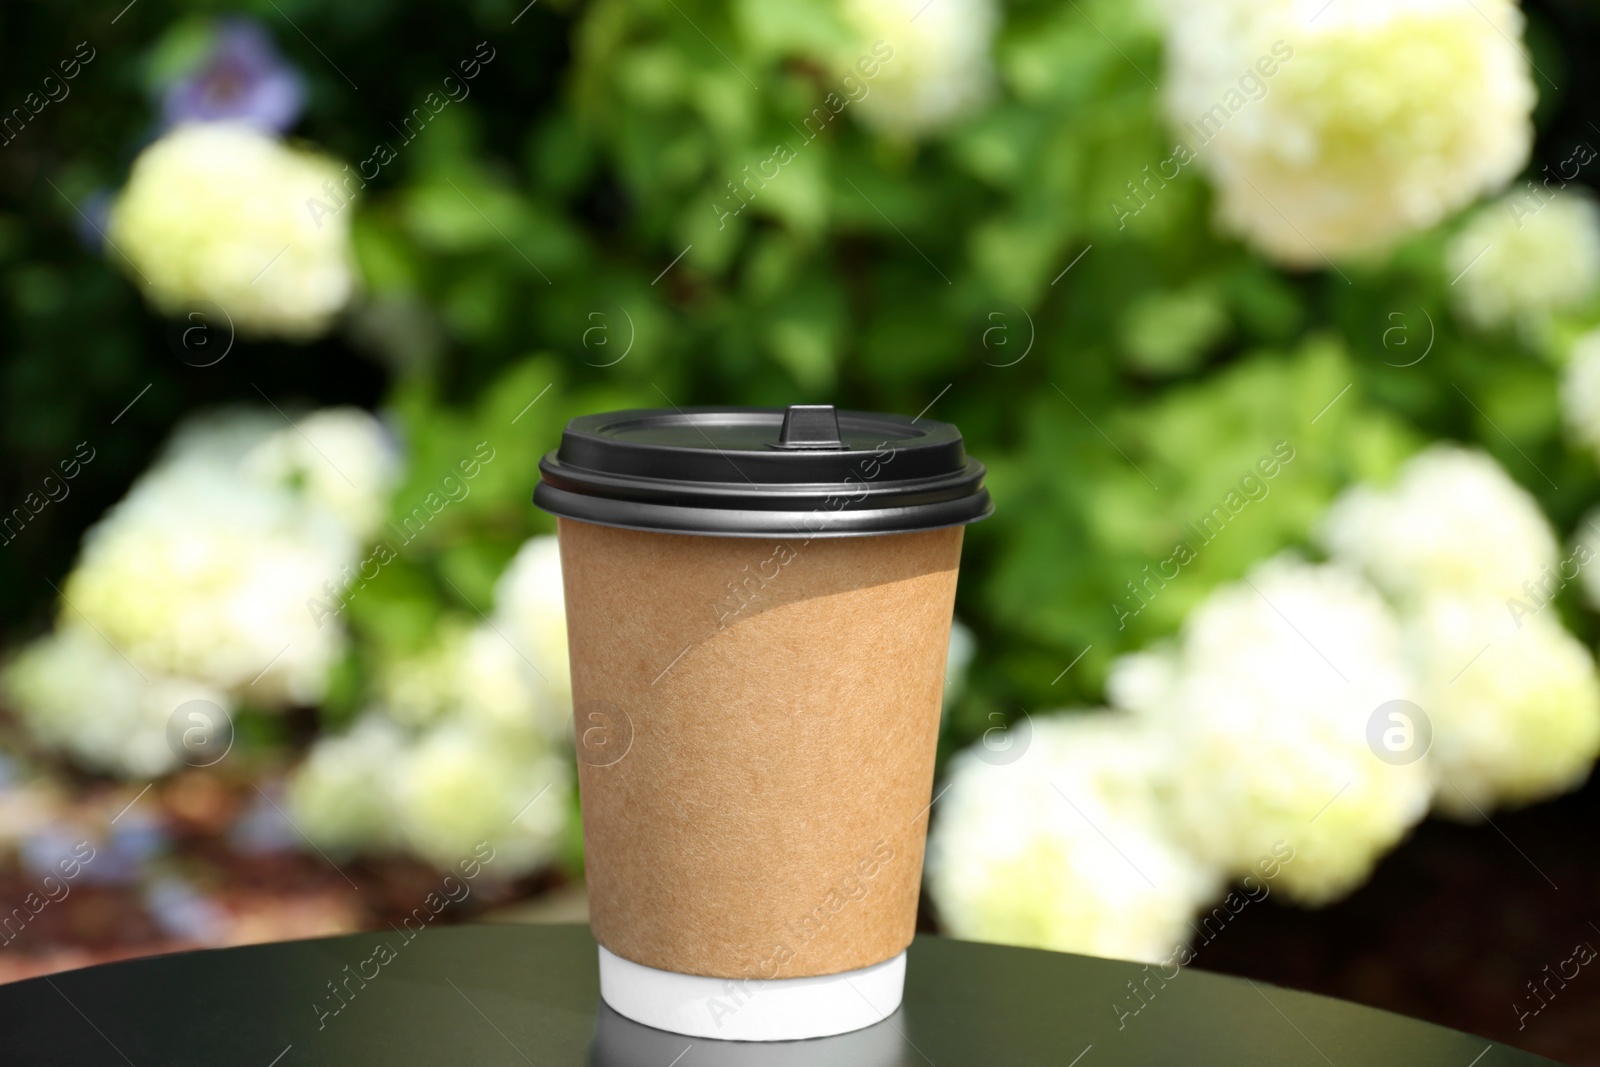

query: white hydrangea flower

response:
[159,406,396,543]
[926,713,1219,963]
[242,407,400,541]
[1103,646,1178,718]
[53,407,397,708]
[378,618,552,739]
[61,460,353,705]
[1409,594,1600,817]
[493,535,572,729]
[1112,555,1431,906]
[1160,0,1535,266]
[160,409,286,473]
[376,632,467,731]
[840,0,997,136]
[108,123,357,340]
[1320,446,1556,605]
[288,534,576,873]
[1447,192,1600,334]
[386,721,571,875]
[3,626,231,778]
[292,708,575,873]
[1561,330,1600,464]
[286,714,407,854]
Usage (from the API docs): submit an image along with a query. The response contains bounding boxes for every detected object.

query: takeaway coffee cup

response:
[535,404,991,1041]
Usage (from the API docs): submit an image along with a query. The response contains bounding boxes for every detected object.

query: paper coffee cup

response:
[535,404,991,1041]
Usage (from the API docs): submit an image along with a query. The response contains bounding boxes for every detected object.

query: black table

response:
[0,923,1560,1065]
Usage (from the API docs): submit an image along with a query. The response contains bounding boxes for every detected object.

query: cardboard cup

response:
[559,516,963,1036]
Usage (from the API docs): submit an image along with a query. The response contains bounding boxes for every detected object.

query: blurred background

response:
[3,0,1600,1061]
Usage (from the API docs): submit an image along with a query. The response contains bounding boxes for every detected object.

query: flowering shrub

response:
[5,0,1600,966]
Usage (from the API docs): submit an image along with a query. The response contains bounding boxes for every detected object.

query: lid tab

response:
[772,405,845,451]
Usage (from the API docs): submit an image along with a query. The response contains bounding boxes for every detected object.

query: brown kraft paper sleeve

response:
[558,517,963,980]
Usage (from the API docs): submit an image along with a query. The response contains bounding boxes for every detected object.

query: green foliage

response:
[3,0,1598,768]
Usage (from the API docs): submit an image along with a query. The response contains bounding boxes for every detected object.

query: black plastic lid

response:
[534,405,993,538]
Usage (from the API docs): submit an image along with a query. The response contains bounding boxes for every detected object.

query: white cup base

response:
[596,945,907,1042]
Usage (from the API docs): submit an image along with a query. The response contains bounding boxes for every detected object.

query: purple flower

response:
[161,19,306,133]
